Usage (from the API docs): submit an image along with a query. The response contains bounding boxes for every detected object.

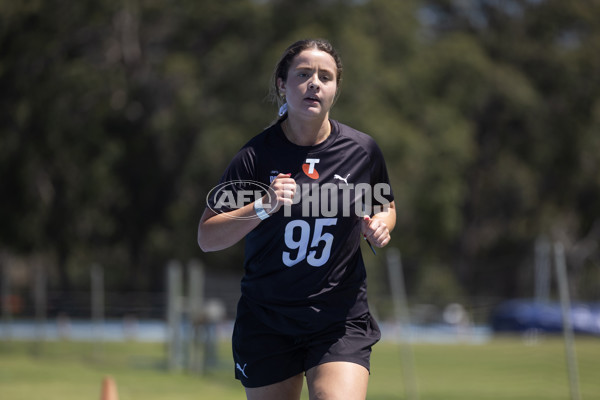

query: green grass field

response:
[0,337,599,400]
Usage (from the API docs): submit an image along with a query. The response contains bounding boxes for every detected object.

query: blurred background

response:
[1,0,600,343]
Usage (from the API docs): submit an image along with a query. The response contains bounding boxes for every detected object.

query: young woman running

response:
[198,38,396,400]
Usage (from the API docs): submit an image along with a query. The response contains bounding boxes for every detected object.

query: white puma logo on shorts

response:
[236,362,249,378]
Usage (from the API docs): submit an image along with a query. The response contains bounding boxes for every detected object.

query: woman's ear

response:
[277,77,286,95]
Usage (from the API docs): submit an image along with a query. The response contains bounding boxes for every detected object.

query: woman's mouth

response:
[304,96,320,104]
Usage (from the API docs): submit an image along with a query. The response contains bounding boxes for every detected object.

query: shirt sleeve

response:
[205,144,258,213]
[368,138,395,207]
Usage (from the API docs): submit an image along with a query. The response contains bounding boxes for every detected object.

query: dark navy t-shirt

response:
[208,119,394,335]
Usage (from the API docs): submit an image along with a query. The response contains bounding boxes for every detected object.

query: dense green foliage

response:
[1,0,599,303]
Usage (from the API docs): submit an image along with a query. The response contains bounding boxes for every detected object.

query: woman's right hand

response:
[264,173,297,215]
[198,173,297,252]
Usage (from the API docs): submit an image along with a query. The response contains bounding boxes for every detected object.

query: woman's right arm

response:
[197,173,296,252]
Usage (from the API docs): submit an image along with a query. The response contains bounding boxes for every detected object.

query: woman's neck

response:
[282,115,331,146]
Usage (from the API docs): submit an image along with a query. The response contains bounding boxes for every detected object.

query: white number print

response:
[282,218,338,267]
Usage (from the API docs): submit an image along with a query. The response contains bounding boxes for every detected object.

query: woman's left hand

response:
[361,215,391,248]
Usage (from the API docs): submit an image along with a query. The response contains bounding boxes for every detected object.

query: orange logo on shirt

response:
[302,158,320,179]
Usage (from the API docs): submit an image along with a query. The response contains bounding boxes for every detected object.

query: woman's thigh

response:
[245,373,304,400]
[306,361,369,400]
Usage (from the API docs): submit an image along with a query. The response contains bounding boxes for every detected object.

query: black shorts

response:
[232,299,381,388]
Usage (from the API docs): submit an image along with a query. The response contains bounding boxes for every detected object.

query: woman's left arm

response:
[362,201,396,248]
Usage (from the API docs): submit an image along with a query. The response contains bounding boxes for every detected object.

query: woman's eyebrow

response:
[294,65,335,75]
[293,66,314,72]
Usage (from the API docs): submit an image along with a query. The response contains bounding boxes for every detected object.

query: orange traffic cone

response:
[100,376,119,400]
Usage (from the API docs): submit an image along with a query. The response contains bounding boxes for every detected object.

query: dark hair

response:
[270,39,343,111]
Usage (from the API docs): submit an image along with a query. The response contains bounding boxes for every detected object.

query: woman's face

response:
[278,49,338,120]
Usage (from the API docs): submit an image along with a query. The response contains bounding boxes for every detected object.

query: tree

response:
[1,0,598,308]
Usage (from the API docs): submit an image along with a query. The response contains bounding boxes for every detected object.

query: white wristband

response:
[254,197,270,220]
